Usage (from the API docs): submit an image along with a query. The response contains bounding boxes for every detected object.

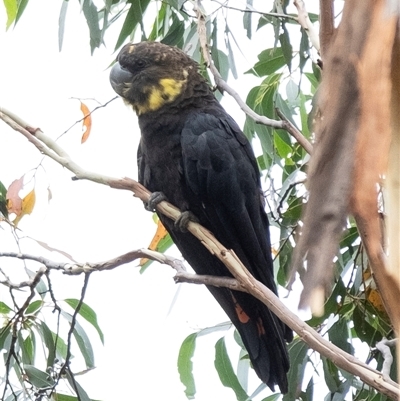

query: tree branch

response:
[293,0,320,52]
[318,0,335,57]
[376,338,397,379]
[0,250,244,292]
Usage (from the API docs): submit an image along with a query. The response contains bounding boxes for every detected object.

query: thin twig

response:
[0,250,244,291]
[211,0,298,22]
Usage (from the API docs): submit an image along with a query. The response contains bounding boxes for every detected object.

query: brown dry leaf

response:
[80,101,92,144]
[13,189,36,226]
[30,238,78,262]
[6,176,24,216]
[140,219,169,266]
[366,288,386,314]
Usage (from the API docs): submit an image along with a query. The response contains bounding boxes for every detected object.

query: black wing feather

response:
[175,111,291,392]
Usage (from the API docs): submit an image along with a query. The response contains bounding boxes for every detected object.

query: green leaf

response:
[305,72,320,94]
[55,394,103,401]
[37,321,56,368]
[64,299,104,344]
[61,311,95,369]
[82,0,101,53]
[353,306,383,345]
[18,330,35,365]
[275,92,297,127]
[246,48,286,76]
[177,333,197,399]
[58,0,68,51]
[4,390,23,401]
[308,12,319,23]
[305,377,314,401]
[115,0,151,50]
[53,332,68,361]
[261,394,281,401]
[286,79,300,108]
[299,28,310,74]
[15,0,29,24]
[279,26,292,72]
[329,318,353,355]
[236,349,249,392]
[65,370,92,401]
[24,365,54,388]
[210,44,229,84]
[164,0,179,9]
[257,73,282,115]
[322,357,340,393]
[26,268,48,299]
[283,338,309,401]
[73,321,95,368]
[225,33,238,79]
[140,231,174,273]
[0,301,12,314]
[274,131,292,159]
[214,337,248,401]
[0,180,8,218]
[3,0,17,29]
[148,2,167,41]
[25,300,43,315]
[160,12,184,47]
[299,92,310,139]
[0,324,12,351]
[242,0,253,38]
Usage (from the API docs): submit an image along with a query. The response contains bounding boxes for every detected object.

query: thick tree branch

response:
[319,0,335,57]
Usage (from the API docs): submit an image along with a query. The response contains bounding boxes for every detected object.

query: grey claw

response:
[145,191,167,211]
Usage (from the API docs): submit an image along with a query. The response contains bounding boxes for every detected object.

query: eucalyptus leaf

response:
[0,301,12,314]
[82,0,101,53]
[214,337,248,401]
[177,333,196,399]
[64,299,104,344]
[61,311,95,369]
[24,365,54,388]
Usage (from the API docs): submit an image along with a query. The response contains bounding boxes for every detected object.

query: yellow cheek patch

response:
[136,78,186,115]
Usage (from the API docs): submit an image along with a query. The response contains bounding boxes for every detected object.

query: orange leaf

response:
[80,101,92,144]
[149,220,169,250]
[140,219,169,266]
[22,189,36,215]
[13,189,36,226]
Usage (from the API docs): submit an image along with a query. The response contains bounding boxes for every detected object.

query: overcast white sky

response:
[0,1,314,400]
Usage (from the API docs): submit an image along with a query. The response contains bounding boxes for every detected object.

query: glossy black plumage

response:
[110,41,292,393]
